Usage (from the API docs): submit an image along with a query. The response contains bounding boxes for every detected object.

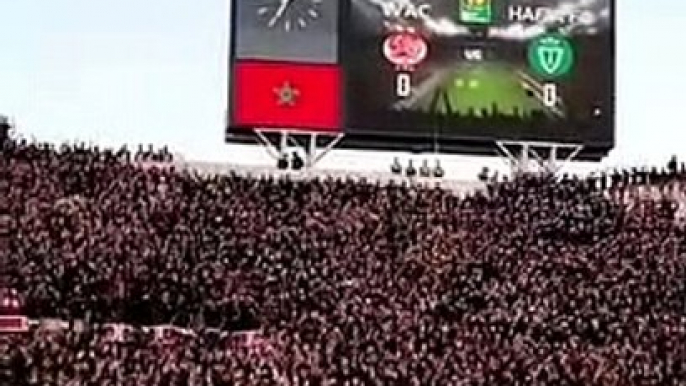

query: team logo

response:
[458,0,493,25]
[527,34,575,79]
[382,29,428,71]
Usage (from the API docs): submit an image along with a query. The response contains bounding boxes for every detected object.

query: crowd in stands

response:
[2,138,686,385]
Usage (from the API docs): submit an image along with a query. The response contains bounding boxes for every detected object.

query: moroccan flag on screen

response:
[233,60,342,131]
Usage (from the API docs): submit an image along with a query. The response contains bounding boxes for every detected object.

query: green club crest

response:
[527,34,574,79]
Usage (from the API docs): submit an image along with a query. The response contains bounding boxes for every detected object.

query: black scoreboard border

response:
[225,0,616,161]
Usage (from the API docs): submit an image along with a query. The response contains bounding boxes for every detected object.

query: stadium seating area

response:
[2,139,686,385]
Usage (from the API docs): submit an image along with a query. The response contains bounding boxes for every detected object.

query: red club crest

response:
[382,30,428,71]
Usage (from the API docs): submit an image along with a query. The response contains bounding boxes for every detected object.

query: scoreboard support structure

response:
[496,140,584,176]
[254,129,345,168]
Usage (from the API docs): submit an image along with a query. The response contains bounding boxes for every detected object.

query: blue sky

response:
[0,0,683,174]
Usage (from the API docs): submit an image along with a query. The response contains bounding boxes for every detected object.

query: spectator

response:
[3,139,686,385]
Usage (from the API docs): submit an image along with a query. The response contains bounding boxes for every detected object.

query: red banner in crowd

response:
[0,316,29,333]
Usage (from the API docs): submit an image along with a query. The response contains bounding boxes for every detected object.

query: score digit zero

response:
[396,73,412,98]
[543,83,557,108]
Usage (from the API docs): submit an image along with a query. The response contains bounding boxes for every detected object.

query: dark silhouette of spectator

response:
[291,151,304,171]
[668,155,678,175]
[433,159,445,178]
[0,116,10,147]
[419,159,431,177]
[390,157,402,174]
[478,166,490,182]
[405,159,417,177]
[3,138,686,385]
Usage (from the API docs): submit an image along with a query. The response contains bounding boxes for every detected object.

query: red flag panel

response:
[232,60,342,131]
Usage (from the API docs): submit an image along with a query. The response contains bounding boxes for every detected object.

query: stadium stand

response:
[2,138,686,385]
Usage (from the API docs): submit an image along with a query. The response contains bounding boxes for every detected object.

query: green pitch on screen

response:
[418,63,546,116]
[459,0,494,25]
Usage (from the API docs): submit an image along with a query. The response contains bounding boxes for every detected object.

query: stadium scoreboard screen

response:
[227,0,615,156]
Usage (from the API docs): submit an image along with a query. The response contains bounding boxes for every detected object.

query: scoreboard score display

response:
[227,0,615,155]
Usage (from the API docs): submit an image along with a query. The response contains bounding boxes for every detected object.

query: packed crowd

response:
[2,139,686,385]
[1,324,282,386]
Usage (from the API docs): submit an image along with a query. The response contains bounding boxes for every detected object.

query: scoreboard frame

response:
[225,0,616,161]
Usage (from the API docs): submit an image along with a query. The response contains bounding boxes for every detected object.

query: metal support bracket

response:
[253,129,345,168]
[496,140,584,176]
